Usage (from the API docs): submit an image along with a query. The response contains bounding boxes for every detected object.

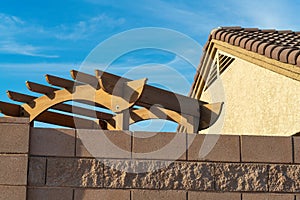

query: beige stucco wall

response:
[201,52,300,136]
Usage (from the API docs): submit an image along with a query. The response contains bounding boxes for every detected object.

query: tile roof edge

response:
[208,26,300,67]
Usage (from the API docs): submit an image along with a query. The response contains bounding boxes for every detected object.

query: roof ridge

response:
[217,26,298,33]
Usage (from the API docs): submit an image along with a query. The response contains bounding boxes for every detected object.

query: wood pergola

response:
[0,70,222,132]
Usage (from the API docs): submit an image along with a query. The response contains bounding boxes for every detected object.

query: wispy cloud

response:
[0,62,80,73]
[0,13,25,35]
[86,0,300,38]
[0,13,59,58]
[0,12,125,58]
[143,1,214,33]
[86,0,214,36]
[226,0,300,30]
[81,54,194,95]
[0,40,59,58]
[145,0,300,31]
[54,14,125,40]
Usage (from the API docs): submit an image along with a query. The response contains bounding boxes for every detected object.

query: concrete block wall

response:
[0,118,30,200]
[0,117,300,199]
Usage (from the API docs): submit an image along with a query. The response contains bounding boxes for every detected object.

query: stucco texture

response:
[201,53,300,136]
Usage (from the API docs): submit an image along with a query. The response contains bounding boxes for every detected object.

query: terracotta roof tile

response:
[279,48,294,63]
[245,39,258,51]
[261,29,276,33]
[213,29,223,39]
[224,32,236,42]
[257,42,270,55]
[229,34,240,45]
[271,46,286,60]
[297,54,300,67]
[211,27,300,67]
[240,37,252,48]
[244,28,259,31]
[251,40,264,52]
[288,50,300,65]
[220,31,230,41]
[234,35,247,46]
[265,44,277,58]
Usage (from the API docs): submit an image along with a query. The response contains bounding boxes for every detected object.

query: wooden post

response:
[183,114,200,133]
[115,109,130,130]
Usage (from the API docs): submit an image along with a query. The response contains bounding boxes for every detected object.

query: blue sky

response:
[0,0,299,130]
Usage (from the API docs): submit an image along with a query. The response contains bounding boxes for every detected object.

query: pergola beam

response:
[0,101,99,129]
[45,74,82,90]
[37,110,99,129]
[70,70,100,89]
[7,91,114,120]
[26,81,59,95]
[7,91,35,103]
[26,81,106,109]
[0,101,21,117]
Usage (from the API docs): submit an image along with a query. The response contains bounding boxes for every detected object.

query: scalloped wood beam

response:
[26,81,106,109]
[7,91,114,120]
[0,101,99,129]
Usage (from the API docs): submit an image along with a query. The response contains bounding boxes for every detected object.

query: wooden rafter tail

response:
[7,90,114,121]
[199,102,223,129]
[26,81,58,95]
[0,101,22,117]
[45,74,82,90]
[95,69,127,93]
[7,90,35,103]
[36,110,100,129]
[70,70,100,89]
[129,107,179,124]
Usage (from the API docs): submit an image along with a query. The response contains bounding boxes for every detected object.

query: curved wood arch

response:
[129,117,179,131]
[22,84,107,121]
[130,107,183,125]
[22,79,147,122]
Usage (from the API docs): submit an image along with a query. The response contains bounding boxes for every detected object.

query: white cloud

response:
[0,40,59,58]
[0,62,79,81]
[84,0,215,37]
[54,14,125,40]
[86,0,300,36]
[83,55,195,95]
[0,12,125,57]
[0,13,59,58]
[0,13,24,29]
[0,62,79,71]
[145,1,212,31]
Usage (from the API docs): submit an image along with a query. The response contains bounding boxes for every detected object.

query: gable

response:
[190,27,300,135]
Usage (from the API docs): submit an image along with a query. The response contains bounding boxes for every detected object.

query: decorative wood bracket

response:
[101,77,148,130]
